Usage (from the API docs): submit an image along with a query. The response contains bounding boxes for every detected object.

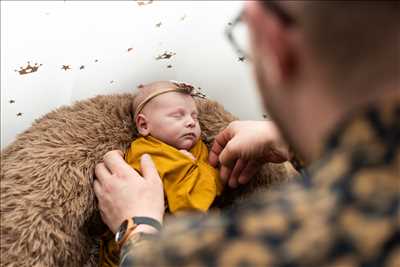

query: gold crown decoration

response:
[136,0,153,6]
[15,61,42,75]
[156,51,176,60]
[170,80,207,99]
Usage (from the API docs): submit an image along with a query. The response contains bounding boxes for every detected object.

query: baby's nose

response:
[185,116,196,127]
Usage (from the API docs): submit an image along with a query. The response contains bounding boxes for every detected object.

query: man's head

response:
[244,1,400,160]
[133,81,201,150]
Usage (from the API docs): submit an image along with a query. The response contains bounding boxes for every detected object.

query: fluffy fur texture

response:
[0,94,294,266]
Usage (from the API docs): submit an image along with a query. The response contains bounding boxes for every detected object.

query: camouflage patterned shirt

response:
[120,97,400,267]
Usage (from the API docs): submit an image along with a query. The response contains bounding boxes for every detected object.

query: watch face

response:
[115,219,128,243]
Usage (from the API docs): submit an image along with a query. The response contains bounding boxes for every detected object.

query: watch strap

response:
[133,216,162,232]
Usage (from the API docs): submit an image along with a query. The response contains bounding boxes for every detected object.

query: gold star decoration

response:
[156,51,176,60]
[61,65,71,71]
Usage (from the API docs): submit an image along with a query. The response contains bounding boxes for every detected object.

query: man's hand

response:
[209,121,291,188]
[93,150,164,233]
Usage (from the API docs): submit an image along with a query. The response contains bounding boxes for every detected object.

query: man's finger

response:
[229,158,246,183]
[218,139,241,169]
[209,127,233,167]
[95,162,111,185]
[93,180,102,198]
[103,150,133,178]
[209,141,223,167]
[238,160,260,185]
[140,154,160,182]
[228,177,238,188]
[220,165,232,184]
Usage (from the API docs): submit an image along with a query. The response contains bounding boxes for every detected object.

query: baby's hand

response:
[179,150,196,161]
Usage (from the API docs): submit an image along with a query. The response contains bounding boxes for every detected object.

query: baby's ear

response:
[136,114,150,136]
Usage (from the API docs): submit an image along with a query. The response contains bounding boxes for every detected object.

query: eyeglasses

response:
[225,1,296,61]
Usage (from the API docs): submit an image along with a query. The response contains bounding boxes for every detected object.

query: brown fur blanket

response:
[0,94,293,267]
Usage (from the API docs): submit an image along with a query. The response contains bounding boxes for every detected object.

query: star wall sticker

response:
[15,62,42,75]
[61,65,71,71]
[156,51,176,60]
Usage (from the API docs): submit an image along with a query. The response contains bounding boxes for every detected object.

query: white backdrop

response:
[1,0,265,149]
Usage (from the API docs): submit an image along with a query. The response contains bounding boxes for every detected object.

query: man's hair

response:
[300,1,399,90]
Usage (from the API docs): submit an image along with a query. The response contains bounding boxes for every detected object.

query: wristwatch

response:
[115,216,162,248]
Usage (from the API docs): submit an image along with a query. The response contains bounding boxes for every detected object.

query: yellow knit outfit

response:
[99,135,222,266]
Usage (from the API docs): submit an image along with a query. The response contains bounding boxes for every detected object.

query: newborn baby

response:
[100,81,222,266]
[127,80,222,213]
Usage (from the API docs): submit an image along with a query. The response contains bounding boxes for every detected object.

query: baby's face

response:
[143,92,201,150]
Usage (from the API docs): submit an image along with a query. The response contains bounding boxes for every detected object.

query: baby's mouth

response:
[182,133,196,139]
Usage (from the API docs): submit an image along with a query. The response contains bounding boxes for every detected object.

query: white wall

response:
[1,0,265,149]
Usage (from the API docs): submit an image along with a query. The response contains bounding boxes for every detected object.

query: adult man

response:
[93,1,399,266]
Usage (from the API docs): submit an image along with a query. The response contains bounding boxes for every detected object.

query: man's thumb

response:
[140,154,159,180]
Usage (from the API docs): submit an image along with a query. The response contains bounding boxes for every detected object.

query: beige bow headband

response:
[133,81,206,121]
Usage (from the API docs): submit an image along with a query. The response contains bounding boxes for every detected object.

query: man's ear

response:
[245,1,297,86]
[136,114,150,136]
